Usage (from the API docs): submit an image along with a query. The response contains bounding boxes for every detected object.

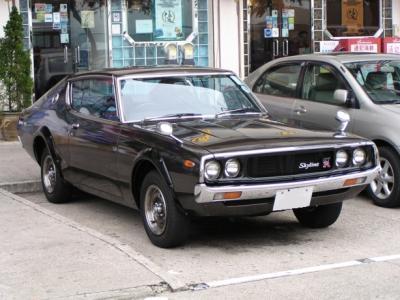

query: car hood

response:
[164,117,366,154]
[380,104,400,114]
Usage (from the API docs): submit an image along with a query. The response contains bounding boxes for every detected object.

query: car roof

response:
[275,53,400,64]
[72,65,234,78]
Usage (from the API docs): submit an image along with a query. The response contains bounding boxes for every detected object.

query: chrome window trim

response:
[198,141,377,183]
[66,75,121,122]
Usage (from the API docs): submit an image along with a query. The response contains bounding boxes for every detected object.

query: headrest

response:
[314,73,337,91]
[365,72,387,89]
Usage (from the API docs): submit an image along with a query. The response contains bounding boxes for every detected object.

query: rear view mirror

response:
[333,89,349,105]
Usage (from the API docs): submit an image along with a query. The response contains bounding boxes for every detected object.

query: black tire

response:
[140,171,190,248]
[367,146,400,208]
[40,147,72,203]
[293,202,342,228]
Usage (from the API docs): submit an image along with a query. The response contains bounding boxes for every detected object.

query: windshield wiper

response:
[215,107,264,118]
[143,113,205,122]
[377,100,400,104]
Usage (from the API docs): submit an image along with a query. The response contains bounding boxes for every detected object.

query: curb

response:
[0,188,188,292]
[0,180,42,193]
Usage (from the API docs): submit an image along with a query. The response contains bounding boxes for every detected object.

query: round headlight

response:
[205,160,221,180]
[336,150,349,168]
[353,148,366,166]
[224,159,240,177]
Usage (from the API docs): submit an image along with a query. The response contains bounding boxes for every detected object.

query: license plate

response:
[273,186,313,211]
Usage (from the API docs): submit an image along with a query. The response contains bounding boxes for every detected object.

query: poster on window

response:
[154,0,183,40]
[342,0,364,35]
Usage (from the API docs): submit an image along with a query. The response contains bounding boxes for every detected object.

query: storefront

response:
[17,0,213,98]
[3,0,399,99]
[248,0,396,73]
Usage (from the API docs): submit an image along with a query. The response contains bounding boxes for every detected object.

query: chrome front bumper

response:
[194,166,380,204]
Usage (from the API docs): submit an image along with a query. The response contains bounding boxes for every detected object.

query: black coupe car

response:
[18,67,380,248]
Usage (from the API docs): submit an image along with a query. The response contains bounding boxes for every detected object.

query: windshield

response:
[345,60,400,104]
[118,74,262,122]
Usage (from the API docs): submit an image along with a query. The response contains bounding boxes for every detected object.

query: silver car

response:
[245,53,400,208]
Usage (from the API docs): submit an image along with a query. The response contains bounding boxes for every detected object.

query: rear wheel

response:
[41,148,72,203]
[293,202,342,228]
[140,171,190,248]
[367,146,400,208]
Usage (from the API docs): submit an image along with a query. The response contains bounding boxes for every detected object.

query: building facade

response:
[0,0,399,99]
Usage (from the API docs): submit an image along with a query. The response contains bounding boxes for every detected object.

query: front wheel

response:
[140,171,190,248]
[41,148,72,203]
[293,202,342,228]
[367,146,400,208]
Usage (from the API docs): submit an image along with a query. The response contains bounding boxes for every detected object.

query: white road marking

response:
[203,254,400,289]
[369,254,400,262]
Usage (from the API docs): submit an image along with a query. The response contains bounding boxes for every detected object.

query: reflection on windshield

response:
[118,75,261,122]
[345,60,400,104]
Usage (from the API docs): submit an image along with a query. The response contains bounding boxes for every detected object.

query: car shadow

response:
[61,193,335,250]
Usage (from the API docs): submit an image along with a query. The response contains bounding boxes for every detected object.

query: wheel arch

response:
[131,155,173,209]
[33,127,56,165]
[372,139,400,158]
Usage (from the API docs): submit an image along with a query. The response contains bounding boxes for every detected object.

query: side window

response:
[302,64,347,105]
[253,64,302,98]
[71,78,118,121]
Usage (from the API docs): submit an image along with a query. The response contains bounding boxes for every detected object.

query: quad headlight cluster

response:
[335,147,367,168]
[205,159,241,180]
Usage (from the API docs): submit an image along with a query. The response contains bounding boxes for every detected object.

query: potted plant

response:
[0,6,33,141]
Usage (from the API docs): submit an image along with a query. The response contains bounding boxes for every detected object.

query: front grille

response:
[247,151,334,178]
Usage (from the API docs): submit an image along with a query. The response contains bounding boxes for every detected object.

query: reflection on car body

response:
[18,66,379,248]
[246,53,400,208]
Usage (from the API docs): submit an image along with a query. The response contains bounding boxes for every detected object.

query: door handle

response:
[294,106,307,114]
[64,45,68,64]
[77,45,81,65]
[273,40,279,57]
[283,39,289,56]
[71,123,80,129]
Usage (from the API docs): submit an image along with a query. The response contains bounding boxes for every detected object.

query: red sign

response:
[382,37,400,54]
[334,38,381,53]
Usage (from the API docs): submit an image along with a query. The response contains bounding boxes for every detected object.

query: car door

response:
[66,76,122,198]
[291,62,355,132]
[251,62,303,125]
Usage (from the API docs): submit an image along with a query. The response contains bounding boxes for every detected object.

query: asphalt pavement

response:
[1,141,400,299]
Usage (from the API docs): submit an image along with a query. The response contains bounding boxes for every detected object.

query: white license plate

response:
[273,186,314,211]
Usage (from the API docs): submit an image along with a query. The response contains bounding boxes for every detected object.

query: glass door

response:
[32,0,109,99]
[250,0,311,72]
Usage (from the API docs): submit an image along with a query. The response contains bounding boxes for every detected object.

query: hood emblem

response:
[322,157,331,169]
[299,162,320,170]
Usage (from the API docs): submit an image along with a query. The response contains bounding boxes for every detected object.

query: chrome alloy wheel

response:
[42,155,56,194]
[144,185,167,235]
[371,157,395,200]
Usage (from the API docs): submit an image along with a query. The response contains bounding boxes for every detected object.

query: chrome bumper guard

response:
[194,166,380,204]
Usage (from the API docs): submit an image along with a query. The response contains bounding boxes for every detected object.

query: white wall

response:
[0,0,20,38]
[213,0,241,76]
[393,0,400,37]
[0,2,11,38]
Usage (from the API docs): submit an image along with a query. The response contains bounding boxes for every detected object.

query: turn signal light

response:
[183,160,195,168]
[213,191,242,200]
[343,177,366,187]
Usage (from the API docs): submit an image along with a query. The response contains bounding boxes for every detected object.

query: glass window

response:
[126,0,193,42]
[345,60,400,104]
[119,75,260,122]
[326,0,380,37]
[253,64,302,98]
[112,0,211,67]
[302,64,347,105]
[71,78,118,120]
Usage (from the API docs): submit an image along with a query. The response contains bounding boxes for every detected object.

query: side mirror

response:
[333,89,349,105]
[335,110,350,136]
